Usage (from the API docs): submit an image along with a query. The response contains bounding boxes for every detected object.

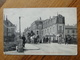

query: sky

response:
[3,8,77,32]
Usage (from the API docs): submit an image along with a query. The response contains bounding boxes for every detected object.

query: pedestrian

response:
[22,35,26,47]
[27,32,31,43]
[43,37,45,43]
[46,37,48,43]
[49,37,51,43]
[36,35,39,43]
[68,35,71,44]
[65,36,68,44]
[58,34,62,44]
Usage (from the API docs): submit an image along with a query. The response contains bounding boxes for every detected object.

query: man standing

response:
[65,35,68,44]
[22,35,26,47]
[58,34,62,44]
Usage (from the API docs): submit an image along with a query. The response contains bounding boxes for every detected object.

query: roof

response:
[35,20,43,25]
[4,19,15,27]
[30,14,65,29]
[65,25,77,29]
[42,16,57,28]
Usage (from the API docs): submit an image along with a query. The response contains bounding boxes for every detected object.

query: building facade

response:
[4,17,16,41]
[30,19,43,39]
[42,14,65,41]
[28,14,65,42]
[65,25,77,39]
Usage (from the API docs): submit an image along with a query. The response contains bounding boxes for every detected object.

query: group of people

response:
[57,35,73,44]
[65,35,72,44]
[16,31,75,52]
[27,31,51,44]
[27,31,40,44]
[57,34,63,44]
[43,37,51,43]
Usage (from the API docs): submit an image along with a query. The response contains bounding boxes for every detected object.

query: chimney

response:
[6,15,8,21]
[50,16,51,20]
[40,17,41,20]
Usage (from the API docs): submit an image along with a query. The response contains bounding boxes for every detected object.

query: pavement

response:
[4,43,77,55]
[33,43,77,55]
[24,44,40,50]
[4,43,40,55]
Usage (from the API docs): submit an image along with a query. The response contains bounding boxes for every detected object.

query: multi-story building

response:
[4,17,16,41]
[42,14,65,41]
[29,14,65,41]
[65,25,77,39]
[30,19,43,39]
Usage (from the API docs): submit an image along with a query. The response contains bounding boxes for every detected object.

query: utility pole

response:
[19,16,21,38]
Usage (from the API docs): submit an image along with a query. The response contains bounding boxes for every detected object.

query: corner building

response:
[42,14,65,41]
[30,14,65,42]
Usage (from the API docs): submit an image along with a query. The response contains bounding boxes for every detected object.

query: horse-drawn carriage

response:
[29,35,40,44]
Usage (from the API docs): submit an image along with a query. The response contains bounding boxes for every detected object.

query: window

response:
[67,30,69,33]
[72,30,75,33]
[42,31,43,34]
[8,23,11,26]
[59,26,62,30]
[50,28,51,32]
[8,28,11,32]
[48,20,49,24]
[59,26,62,33]
[45,30,46,33]
[50,28,52,32]
[76,30,77,33]
[47,29,48,33]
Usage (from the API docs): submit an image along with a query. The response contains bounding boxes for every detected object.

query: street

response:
[4,43,77,55]
[33,43,77,55]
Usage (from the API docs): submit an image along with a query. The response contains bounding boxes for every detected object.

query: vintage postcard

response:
[3,8,77,55]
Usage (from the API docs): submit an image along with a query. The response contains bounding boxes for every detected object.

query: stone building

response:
[42,14,65,41]
[30,19,43,39]
[65,25,77,39]
[29,14,65,42]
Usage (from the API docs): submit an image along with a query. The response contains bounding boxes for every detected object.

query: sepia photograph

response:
[3,8,77,55]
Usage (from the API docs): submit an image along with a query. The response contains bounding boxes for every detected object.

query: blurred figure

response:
[22,35,26,47]
[16,35,23,52]
[27,32,31,43]
[49,37,51,43]
[46,37,48,43]
[30,35,35,44]
[43,37,46,43]
[58,34,62,44]
[65,35,68,44]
